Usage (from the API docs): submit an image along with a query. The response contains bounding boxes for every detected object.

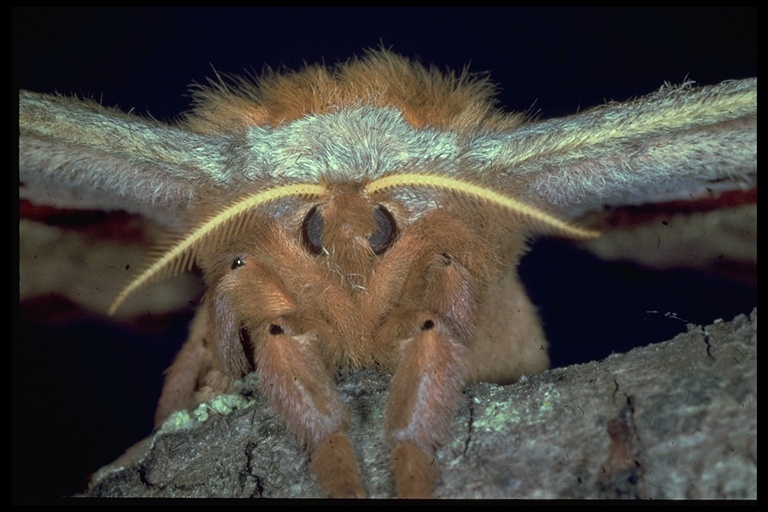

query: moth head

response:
[108,163,598,317]
[301,183,399,277]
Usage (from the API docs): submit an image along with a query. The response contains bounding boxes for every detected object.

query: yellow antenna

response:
[366,173,600,239]
[109,183,326,315]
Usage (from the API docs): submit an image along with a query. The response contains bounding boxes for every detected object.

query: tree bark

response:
[85,309,756,499]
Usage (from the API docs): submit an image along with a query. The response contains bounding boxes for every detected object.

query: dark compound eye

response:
[301,204,397,256]
[302,205,324,255]
[368,205,397,255]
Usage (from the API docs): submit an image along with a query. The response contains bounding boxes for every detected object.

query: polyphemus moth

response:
[18,50,756,497]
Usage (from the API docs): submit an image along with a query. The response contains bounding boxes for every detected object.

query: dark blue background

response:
[14,7,756,500]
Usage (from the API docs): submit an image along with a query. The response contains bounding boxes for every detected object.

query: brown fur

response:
[391,442,440,498]
[310,432,366,498]
[182,50,526,133]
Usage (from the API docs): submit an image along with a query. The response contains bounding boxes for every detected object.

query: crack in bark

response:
[462,389,474,457]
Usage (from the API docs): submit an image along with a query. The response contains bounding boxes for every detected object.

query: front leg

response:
[155,305,237,425]
[205,255,366,497]
[373,247,477,497]
[385,311,469,497]
[251,320,366,498]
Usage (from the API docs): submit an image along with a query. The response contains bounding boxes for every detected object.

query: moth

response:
[18,50,756,498]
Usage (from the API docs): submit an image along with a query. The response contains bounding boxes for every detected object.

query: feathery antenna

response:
[366,173,600,238]
[109,183,327,315]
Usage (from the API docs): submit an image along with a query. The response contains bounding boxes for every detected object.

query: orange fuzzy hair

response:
[181,49,526,133]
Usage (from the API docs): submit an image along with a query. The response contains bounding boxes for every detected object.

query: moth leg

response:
[250,320,365,498]
[384,311,469,498]
[467,266,550,385]
[154,305,231,425]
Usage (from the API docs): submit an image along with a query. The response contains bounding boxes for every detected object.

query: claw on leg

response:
[310,432,366,498]
[391,441,439,498]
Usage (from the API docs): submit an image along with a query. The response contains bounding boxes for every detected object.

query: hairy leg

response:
[154,306,215,425]
[384,311,469,497]
[253,321,365,497]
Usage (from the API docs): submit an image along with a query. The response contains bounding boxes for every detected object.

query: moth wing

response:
[477,78,755,216]
[19,90,231,228]
[18,90,228,315]
[476,78,756,279]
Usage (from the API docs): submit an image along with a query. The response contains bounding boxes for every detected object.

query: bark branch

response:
[85,309,757,499]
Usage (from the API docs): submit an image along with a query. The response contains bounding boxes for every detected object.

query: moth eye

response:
[231,256,245,270]
[302,205,324,255]
[369,205,397,255]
